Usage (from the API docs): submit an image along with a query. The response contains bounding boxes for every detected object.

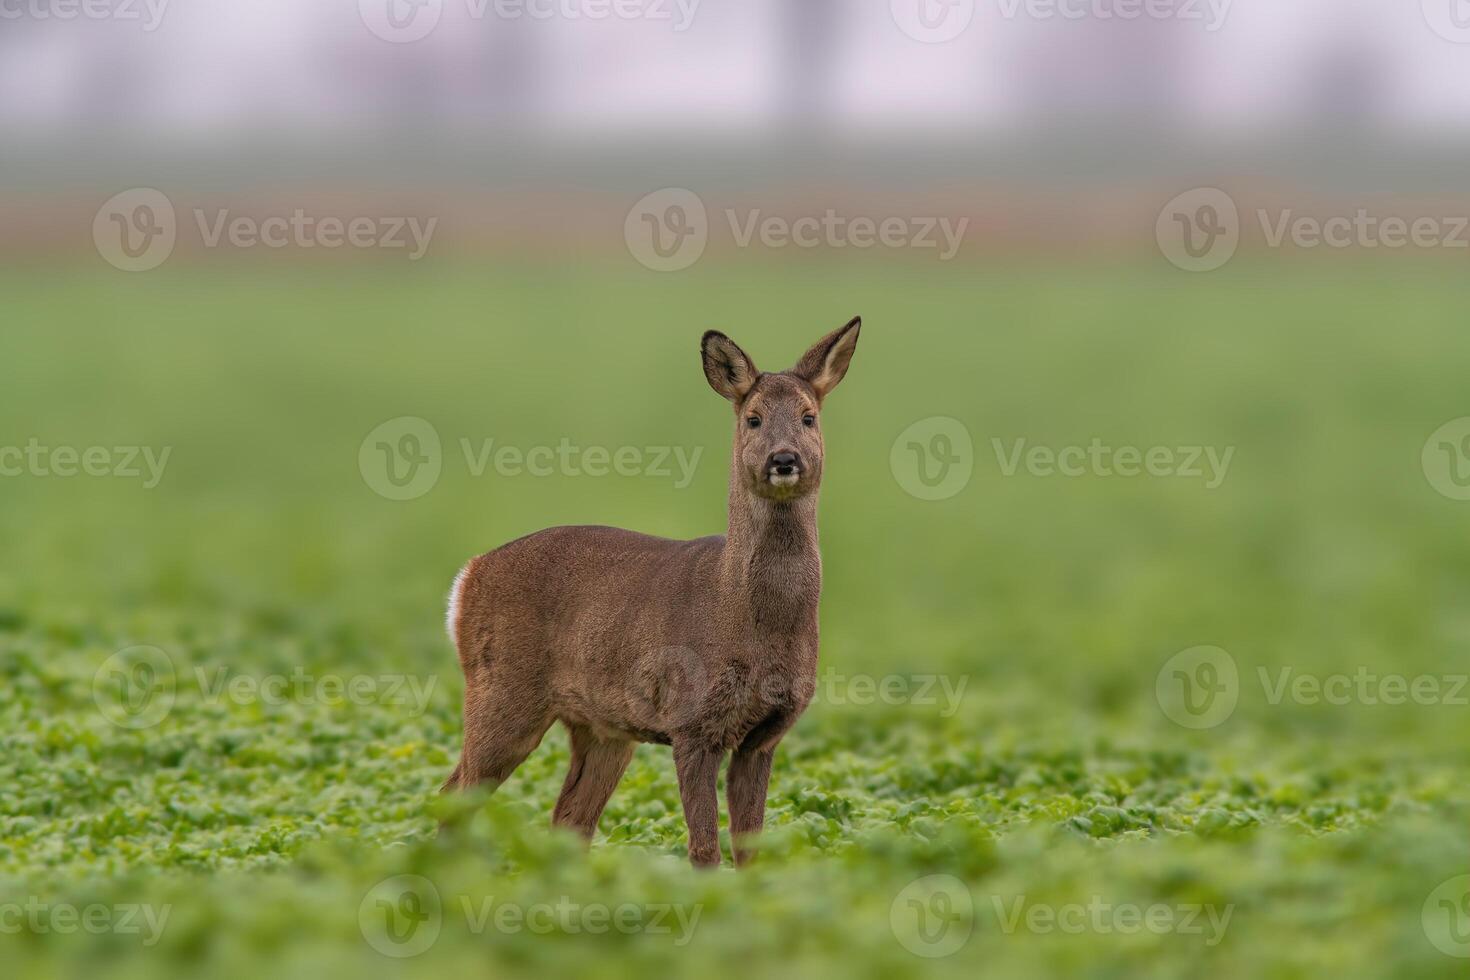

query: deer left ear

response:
[793,316,861,399]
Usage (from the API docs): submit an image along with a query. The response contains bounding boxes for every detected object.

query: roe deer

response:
[442,317,861,868]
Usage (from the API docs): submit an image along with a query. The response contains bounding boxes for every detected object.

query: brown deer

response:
[442,317,860,868]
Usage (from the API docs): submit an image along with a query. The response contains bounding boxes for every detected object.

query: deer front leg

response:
[673,741,724,869]
[727,746,773,867]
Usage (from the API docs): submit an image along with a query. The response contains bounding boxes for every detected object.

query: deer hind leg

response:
[447,680,553,792]
[551,723,636,839]
[441,759,464,793]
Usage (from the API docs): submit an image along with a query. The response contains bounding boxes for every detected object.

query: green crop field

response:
[2,258,1468,979]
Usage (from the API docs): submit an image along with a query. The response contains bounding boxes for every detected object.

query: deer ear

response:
[793,316,860,398]
[701,331,760,403]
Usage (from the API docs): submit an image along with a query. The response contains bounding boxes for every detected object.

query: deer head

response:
[701,317,861,503]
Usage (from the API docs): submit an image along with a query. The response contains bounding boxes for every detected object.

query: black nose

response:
[769,451,802,475]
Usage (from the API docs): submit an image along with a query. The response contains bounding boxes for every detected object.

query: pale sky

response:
[3,0,1470,135]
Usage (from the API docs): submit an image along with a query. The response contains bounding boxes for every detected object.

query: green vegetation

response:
[1,258,1467,978]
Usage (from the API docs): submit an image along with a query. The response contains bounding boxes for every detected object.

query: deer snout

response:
[767,451,803,480]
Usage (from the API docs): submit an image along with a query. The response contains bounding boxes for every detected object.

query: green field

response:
[2,258,1468,978]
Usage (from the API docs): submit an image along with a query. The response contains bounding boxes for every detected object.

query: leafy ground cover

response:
[1,258,1467,978]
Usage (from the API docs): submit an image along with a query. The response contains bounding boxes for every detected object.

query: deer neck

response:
[721,475,821,636]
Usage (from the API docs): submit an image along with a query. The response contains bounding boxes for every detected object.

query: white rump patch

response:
[445,562,472,642]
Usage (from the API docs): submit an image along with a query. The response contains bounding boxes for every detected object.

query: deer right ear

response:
[701,331,760,403]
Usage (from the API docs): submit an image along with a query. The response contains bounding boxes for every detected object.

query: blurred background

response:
[6,0,1470,260]
[3,2,1470,979]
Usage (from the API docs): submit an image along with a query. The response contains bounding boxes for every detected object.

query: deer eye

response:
[802,414,816,427]
[746,416,762,429]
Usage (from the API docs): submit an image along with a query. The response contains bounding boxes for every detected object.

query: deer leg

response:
[727,746,773,867]
[449,682,552,791]
[673,741,724,869]
[551,724,636,839]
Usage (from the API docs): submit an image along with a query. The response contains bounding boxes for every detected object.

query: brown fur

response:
[442,317,861,868]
